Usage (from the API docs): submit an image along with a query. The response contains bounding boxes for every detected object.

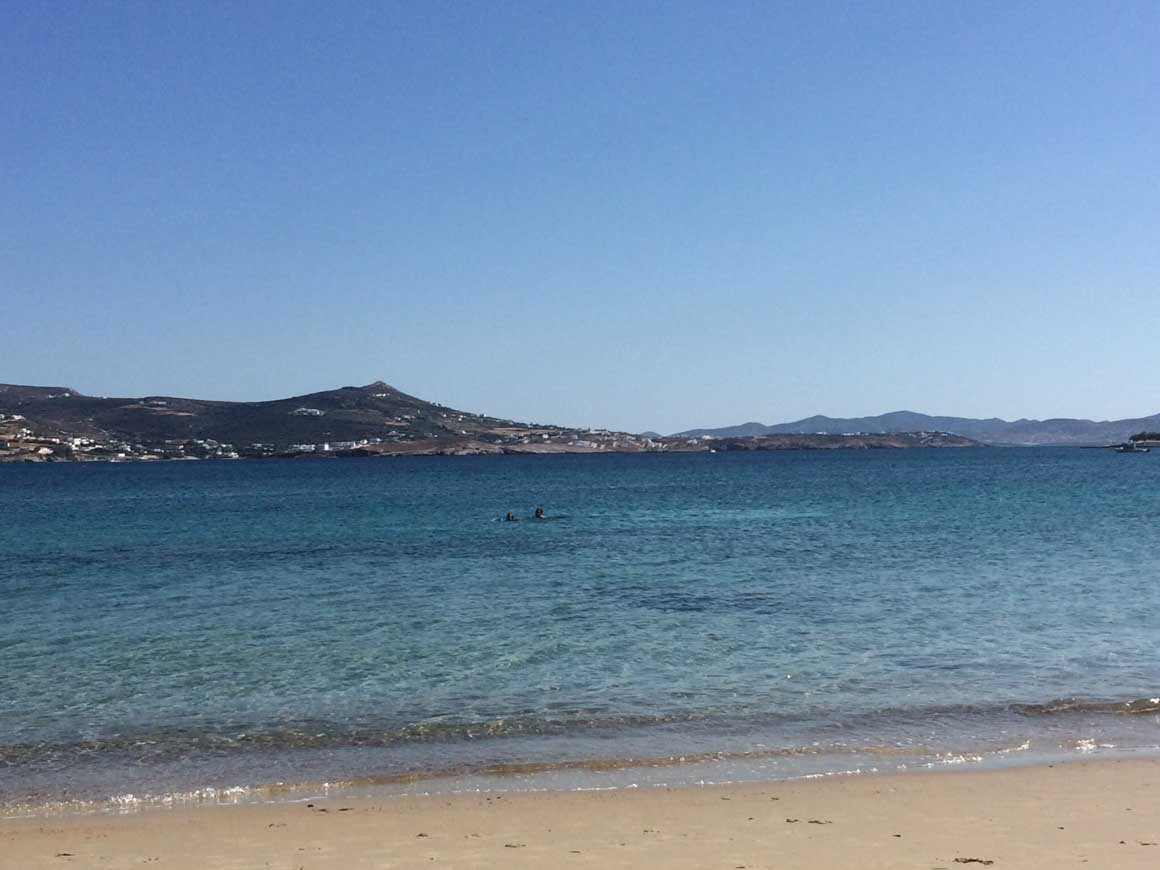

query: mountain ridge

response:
[675,410,1160,446]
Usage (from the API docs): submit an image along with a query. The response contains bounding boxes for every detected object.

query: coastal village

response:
[0,415,244,461]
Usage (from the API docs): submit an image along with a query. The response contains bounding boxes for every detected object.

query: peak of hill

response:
[676,410,1160,446]
[0,384,81,401]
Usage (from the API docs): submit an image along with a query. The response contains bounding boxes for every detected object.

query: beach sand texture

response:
[3,759,1158,869]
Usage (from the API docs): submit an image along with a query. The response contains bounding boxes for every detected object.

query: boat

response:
[1115,442,1151,453]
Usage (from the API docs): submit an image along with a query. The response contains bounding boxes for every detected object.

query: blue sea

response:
[2,449,1159,815]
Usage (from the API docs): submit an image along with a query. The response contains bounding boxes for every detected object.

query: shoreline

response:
[1,433,987,463]
[6,709,1160,820]
[3,758,1158,868]
[7,732,1158,821]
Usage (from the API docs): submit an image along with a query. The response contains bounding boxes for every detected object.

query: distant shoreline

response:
[6,381,1153,459]
[0,431,985,463]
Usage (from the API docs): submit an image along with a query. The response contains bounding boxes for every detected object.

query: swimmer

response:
[504,512,518,522]
[534,506,545,519]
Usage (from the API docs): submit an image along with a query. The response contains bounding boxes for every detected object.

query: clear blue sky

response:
[3,1,1157,433]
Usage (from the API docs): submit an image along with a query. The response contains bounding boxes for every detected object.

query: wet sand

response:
[3,758,1158,869]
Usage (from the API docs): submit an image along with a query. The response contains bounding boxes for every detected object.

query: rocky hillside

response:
[0,381,517,448]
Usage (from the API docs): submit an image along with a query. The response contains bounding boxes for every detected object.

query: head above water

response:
[534,506,544,518]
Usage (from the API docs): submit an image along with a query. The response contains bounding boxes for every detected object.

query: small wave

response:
[1062,737,1118,754]
[1,784,272,819]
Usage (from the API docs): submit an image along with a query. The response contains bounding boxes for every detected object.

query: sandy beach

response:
[3,758,1158,869]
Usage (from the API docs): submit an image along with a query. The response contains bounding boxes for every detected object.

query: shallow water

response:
[2,449,1158,813]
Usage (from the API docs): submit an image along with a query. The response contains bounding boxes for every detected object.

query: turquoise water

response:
[2,449,1159,812]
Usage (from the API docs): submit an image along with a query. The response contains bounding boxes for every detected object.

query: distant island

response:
[676,410,1160,447]
[0,382,979,462]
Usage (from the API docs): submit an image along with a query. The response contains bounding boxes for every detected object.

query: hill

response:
[675,410,1160,446]
[0,380,518,447]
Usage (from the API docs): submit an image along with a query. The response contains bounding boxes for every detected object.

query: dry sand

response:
[3,759,1158,869]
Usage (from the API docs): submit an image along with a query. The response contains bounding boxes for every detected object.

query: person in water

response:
[534,506,545,519]
[504,512,518,522]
